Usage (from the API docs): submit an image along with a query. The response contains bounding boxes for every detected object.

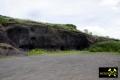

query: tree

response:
[84,29,92,35]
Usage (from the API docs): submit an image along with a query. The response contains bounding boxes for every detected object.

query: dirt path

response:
[0,53,120,80]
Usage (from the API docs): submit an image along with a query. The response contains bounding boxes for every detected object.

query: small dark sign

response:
[99,67,118,78]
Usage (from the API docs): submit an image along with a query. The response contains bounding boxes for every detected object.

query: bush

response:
[88,41,120,53]
[65,24,76,30]
[27,49,47,56]
[0,16,8,24]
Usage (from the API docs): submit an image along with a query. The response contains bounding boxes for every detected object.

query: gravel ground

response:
[0,53,120,80]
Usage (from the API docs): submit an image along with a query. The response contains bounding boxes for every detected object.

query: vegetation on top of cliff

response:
[0,15,77,31]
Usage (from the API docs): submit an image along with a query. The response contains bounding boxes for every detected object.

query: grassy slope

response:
[0,15,78,31]
[87,41,120,53]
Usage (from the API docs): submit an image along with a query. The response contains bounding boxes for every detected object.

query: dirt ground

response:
[0,53,120,80]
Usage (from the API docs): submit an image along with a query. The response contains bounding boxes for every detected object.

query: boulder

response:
[0,43,25,56]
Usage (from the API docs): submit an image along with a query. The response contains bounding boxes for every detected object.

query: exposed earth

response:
[0,53,120,80]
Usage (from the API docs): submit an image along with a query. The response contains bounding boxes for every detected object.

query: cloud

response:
[77,25,108,35]
[0,0,120,39]
[77,25,120,39]
[100,0,120,10]
[100,0,120,6]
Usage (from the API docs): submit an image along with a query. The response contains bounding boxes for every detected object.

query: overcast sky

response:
[0,0,120,39]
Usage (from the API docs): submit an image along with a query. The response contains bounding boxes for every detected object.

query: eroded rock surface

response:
[0,43,24,56]
[4,24,91,50]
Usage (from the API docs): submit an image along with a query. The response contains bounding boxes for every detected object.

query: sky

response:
[0,0,120,39]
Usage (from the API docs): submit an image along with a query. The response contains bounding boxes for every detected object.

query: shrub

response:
[27,49,47,56]
[0,16,8,25]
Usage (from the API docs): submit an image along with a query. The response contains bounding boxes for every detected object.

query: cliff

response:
[0,15,117,55]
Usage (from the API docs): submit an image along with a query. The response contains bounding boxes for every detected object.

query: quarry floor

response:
[0,53,120,80]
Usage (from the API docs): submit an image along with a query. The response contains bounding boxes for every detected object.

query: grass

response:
[27,49,48,56]
[0,15,78,31]
[88,41,120,53]
[27,40,120,56]
[27,48,120,56]
[27,49,92,56]
[45,23,77,31]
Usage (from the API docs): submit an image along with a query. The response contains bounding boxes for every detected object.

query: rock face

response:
[0,43,24,56]
[1,15,117,56]
[4,24,90,50]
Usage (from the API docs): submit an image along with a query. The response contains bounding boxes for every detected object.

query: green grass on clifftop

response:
[0,15,78,31]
